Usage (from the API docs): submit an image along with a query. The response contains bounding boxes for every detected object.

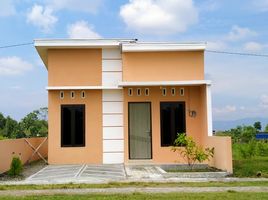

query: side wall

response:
[48,90,103,164]
[0,137,48,174]
[199,85,233,173]
[205,136,233,173]
[124,86,207,163]
[122,51,204,82]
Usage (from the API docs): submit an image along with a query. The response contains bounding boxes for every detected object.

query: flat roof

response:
[118,80,211,87]
[46,80,211,90]
[34,39,206,68]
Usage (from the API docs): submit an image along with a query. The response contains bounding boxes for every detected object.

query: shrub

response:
[172,133,214,170]
[238,141,257,159]
[257,141,268,157]
[0,135,7,140]
[8,156,23,176]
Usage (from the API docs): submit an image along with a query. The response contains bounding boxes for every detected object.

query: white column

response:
[102,48,124,164]
[206,84,213,136]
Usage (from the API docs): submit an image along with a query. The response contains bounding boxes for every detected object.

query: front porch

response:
[119,81,232,173]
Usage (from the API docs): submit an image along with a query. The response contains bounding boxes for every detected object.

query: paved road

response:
[0,186,268,196]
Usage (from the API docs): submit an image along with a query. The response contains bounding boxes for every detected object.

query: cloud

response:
[10,86,22,90]
[0,56,33,76]
[27,4,58,33]
[227,25,257,41]
[67,21,101,39]
[120,0,198,35]
[213,105,237,114]
[244,42,263,52]
[0,0,16,17]
[252,0,268,12]
[45,0,103,13]
[197,0,220,12]
[260,94,268,108]
[207,41,228,50]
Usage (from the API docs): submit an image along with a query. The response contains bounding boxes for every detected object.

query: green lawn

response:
[232,142,268,177]
[1,192,268,200]
[1,181,268,190]
[233,157,268,177]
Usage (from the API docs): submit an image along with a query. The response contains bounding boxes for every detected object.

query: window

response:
[160,102,185,146]
[128,88,133,96]
[61,105,85,147]
[137,88,141,96]
[60,91,64,99]
[145,88,150,96]
[162,88,167,96]
[81,91,86,99]
[171,88,176,96]
[180,88,185,96]
[70,91,75,99]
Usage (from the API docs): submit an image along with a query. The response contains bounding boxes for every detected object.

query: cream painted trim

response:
[119,80,211,87]
[206,84,213,136]
[122,42,206,52]
[46,86,122,90]
[102,72,122,86]
[103,152,124,164]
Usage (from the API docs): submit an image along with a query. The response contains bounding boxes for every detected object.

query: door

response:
[128,102,152,159]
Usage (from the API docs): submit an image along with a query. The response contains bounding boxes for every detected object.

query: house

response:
[34,39,232,172]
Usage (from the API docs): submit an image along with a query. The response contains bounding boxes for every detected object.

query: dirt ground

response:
[0,160,47,181]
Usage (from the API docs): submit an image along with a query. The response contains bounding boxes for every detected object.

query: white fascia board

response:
[46,86,122,90]
[34,39,135,69]
[122,43,206,52]
[118,80,211,87]
[34,39,135,48]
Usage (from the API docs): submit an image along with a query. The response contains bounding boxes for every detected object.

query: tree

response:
[0,112,6,130]
[265,124,268,132]
[20,109,48,137]
[172,133,214,170]
[241,126,256,143]
[3,116,19,138]
[254,121,262,132]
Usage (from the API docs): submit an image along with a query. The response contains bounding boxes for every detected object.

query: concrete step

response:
[163,171,230,178]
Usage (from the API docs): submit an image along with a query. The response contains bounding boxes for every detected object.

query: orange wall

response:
[48,49,102,86]
[122,51,204,82]
[48,90,103,164]
[205,136,233,173]
[199,85,233,173]
[123,86,207,164]
[0,137,48,174]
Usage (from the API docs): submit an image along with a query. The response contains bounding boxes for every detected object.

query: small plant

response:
[172,133,214,170]
[8,156,23,176]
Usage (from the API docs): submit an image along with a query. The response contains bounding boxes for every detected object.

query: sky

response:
[0,0,268,121]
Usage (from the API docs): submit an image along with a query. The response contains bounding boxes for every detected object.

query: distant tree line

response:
[216,121,268,143]
[0,107,48,140]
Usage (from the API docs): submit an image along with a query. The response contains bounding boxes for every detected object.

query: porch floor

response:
[2,164,230,184]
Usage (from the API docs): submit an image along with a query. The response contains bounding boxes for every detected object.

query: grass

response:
[165,167,221,173]
[233,157,268,177]
[1,192,268,200]
[232,142,268,177]
[1,181,268,190]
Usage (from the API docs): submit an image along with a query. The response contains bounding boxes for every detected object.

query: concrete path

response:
[1,186,268,196]
[1,164,268,185]
[24,164,126,184]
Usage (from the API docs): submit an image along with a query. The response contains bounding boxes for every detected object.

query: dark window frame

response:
[61,104,85,147]
[160,101,186,147]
